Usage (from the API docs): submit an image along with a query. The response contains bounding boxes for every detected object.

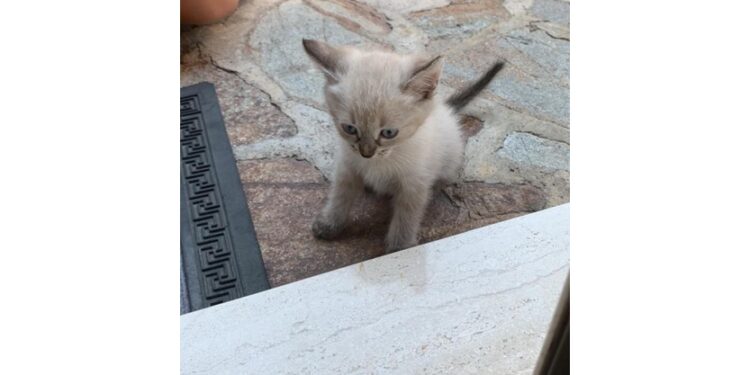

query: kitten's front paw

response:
[312,216,345,240]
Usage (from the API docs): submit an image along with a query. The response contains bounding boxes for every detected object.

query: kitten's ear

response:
[402,55,443,100]
[302,39,345,83]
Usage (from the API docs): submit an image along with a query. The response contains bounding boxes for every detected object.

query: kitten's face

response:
[325,78,434,159]
[303,40,442,159]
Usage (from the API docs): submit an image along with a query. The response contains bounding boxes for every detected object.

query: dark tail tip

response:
[446,61,505,111]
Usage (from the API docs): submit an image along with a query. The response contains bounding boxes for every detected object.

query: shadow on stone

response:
[238,157,548,287]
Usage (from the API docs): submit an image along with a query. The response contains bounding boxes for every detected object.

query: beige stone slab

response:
[181,204,569,375]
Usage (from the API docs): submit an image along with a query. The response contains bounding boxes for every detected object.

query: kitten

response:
[302,39,503,252]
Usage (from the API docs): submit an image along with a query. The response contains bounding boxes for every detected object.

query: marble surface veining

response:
[181,204,570,374]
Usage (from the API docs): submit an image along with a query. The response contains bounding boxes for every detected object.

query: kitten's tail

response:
[446,61,505,112]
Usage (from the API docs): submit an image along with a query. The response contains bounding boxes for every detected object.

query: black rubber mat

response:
[180,82,270,314]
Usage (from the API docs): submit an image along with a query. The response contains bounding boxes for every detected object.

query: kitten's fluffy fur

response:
[303,39,502,252]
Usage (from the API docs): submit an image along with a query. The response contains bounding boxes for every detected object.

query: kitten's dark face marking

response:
[358,136,377,158]
[338,122,383,158]
[335,106,429,159]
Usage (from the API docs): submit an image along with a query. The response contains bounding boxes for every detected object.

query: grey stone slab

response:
[441,29,569,126]
[181,204,570,375]
[413,13,494,40]
[500,132,570,171]
[356,0,450,14]
[530,0,570,26]
[249,0,373,106]
[488,69,570,126]
[505,29,569,84]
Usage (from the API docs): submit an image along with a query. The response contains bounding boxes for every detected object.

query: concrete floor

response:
[181,0,569,287]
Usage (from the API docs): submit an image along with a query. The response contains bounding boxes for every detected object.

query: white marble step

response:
[181,204,570,375]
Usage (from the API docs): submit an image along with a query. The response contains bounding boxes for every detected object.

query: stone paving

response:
[181,0,569,287]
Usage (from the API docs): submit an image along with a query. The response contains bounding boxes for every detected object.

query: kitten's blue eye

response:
[380,128,399,139]
[342,124,358,135]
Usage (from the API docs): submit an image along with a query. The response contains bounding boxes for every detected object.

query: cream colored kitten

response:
[303,39,503,252]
